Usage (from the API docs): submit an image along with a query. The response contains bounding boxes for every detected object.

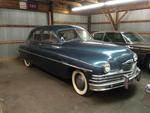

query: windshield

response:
[122,33,144,44]
[58,28,92,42]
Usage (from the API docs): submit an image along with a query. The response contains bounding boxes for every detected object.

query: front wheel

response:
[24,59,32,67]
[72,70,91,96]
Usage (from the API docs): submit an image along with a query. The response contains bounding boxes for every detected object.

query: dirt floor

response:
[0,59,150,113]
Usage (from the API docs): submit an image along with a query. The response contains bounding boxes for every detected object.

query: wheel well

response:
[67,67,85,79]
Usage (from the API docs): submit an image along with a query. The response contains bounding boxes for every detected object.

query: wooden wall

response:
[91,9,150,41]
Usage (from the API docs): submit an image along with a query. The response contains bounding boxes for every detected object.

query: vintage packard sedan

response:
[19,25,141,96]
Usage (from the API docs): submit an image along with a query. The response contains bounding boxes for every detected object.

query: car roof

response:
[33,25,84,32]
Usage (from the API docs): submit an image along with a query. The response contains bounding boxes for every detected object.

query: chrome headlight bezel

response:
[103,63,111,73]
[133,53,138,62]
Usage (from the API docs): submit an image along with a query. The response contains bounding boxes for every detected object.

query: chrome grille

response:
[90,71,132,84]
[90,62,137,85]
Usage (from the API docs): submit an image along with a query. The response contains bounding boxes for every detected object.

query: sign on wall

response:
[19,0,38,10]
[27,1,38,10]
[19,2,27,9]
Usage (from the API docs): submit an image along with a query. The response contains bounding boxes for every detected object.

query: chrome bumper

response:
[89,67,141,91]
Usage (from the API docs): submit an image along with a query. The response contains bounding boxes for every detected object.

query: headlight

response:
[103,63,111,73]
[133,53,138,62]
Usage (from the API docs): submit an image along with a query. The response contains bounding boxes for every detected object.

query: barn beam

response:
[49,0,82,6]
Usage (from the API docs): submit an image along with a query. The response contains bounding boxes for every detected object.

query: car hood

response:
[61,40,133,69]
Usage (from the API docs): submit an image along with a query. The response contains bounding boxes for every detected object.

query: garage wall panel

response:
[54,13,87,23]
[91,24,113,32]
[119,23,150,32]
[120,9,150,21]
[91,14,107,23]
[91,14,113,32]
[54,13,88,29]
[0,28,33,41]
[0,9,47,25]
[0,43,21,58]
[0,9,47,59]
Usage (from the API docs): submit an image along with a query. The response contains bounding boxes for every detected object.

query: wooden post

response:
[115,11,119,30]
[106,12,117,31]
[88,15,91,33]
[47,12,50,26]
[118,11,128,23]
[49,1,54,25]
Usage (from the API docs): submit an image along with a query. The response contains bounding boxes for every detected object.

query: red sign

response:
[27,1,38,10]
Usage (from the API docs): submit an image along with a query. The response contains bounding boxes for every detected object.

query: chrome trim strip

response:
[19,49,93,72]
[89,77,123,83]
[89,79,125,87]
[90,84,125,91]
[92,70,132,77]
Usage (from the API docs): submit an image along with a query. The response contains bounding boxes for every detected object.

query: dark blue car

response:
[19,25,141,96]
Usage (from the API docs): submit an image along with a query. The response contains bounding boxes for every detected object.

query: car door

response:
[28,28,43,66]
[104,32,126,46]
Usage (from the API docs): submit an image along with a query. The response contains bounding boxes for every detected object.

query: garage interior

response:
[0,0,150,113]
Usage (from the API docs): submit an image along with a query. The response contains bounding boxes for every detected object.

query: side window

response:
[93,33,104,40]
[58,29,78,41]
[104,34,111,42]
[30,30,42,41]
[40,30,58,43]
[105,33,125,43]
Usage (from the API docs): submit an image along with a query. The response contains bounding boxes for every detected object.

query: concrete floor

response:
[0,59,150,113]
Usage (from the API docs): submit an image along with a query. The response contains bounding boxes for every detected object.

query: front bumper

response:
[89,67,141,91]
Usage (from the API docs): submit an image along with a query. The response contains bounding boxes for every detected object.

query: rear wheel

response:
[72,70,91,96]
[24,59,31,67]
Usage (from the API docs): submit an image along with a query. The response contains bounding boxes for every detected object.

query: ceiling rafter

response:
[49,0,82,6]
[79,0,105,3]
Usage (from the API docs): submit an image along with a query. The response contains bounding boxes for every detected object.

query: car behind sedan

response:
[92,31,150,72]
[19,25,141,96]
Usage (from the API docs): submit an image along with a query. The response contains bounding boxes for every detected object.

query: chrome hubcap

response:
[75,74,85,91]
[26,60,30,64]
[24,59,31,67]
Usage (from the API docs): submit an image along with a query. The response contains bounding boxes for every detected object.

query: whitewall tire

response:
[72,70,91,96]
[24,59,31,67]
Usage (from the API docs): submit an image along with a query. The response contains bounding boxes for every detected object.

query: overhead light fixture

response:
[105,0,140,6]
[72,0,145,12]
[72,3,104,11]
